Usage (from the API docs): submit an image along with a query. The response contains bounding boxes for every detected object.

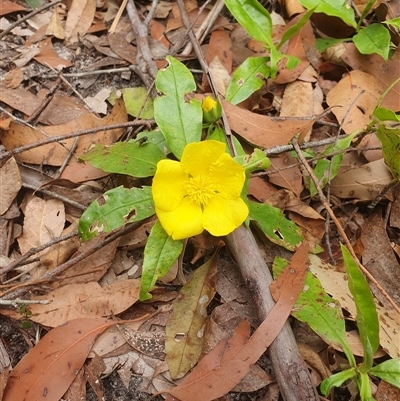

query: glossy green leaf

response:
[79,141,166,178]
[370,359,400,388]
[353,24,391,60]
[247,201,303,250]
[224,0,274,46]
[341,244,379,370]
[273,257,356,367]
[225,57,270,105]
[154,56,202,159]
[383,17,400,28]
[278,7,316,49]
[310,131,358,197]
[140,221,184,300]
[355,372,373,401]
[373,107,400,122]
[315,37,349,53]
[78,186,155,241]
[320,368,357,395]
[376,124,400,180]
[298,0,357,28]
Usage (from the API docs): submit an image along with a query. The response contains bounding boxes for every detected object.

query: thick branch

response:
[225,226,320,401]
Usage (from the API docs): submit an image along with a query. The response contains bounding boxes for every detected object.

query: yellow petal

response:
[208,153,246,199]
[156,197,204,240]
[152,159,187,211]
[181,140,226,176]
[202,196,248,236]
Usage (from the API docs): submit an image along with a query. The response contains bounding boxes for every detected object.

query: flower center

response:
[185,175,217,206]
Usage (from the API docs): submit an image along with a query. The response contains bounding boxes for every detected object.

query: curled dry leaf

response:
[0,99,127,166]
[3,318,115,401]
[0,157,21,215]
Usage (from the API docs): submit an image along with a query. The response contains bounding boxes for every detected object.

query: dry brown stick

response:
[0,119,155,168]
[0,222,141,300]
[126,0,158,93]
[292,138,400,314]
[225,227,320,401]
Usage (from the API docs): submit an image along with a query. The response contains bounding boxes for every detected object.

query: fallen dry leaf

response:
[163,243,309,401]
[166,252,218,379]
[3,318,115,401]
[222,99,314,148]
[0,157,21,215]
[326,70,383,135]
[26,280,140,327]
[64,0,96,43]
[0,99,127,166]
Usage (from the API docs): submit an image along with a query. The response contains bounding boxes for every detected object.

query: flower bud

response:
[202,96,222,123]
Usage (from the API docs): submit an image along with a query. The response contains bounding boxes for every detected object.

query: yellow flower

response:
[202,96,222,123]
[152,140,248,240]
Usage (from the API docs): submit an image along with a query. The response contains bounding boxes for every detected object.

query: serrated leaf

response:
[370,359,400,388]
[353,24,391,61]
[273,257,356,366]
[154,56,202,159]
[310,131,358,197]
[78,186,155,241]
[341,244,379,370]
[298,0,357,28]
[225,57,270,105]
[376,124,400,180]
[247,201,303,250]
[80,141,166,178]
[139,221,184,300]
[166,252,217,379]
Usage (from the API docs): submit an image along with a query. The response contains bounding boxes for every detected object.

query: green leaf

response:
[247,201,303,250]
[358,372,374,401]
[154,56,202,159]
[235,148,271,173]
[373,107,400,122]
[139,221,184,300]
[224,0,274,46]
[320,368,357,395]
[315,37,349,53]
[24,0,42,8]
[298,0,357,28]
[341,244,379,370]
[310,131,358,197]
[278,7,316,49]
[273,257,356,367]
[383,17,400,29]
[225,57,270,105]
[121,87,154,119]
[376,124,400,180]
[79,141,166,178]
[78,186,155,241]
[370,359,400,388]
[353,24,391,61]
[136,130,170,154]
